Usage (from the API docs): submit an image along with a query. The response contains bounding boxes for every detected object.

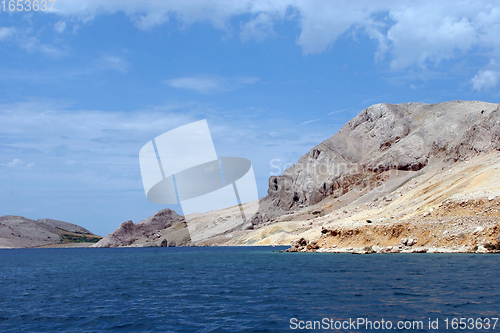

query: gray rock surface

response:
[263,101,499,216]
[93,209,190,247]
[36,218,93,234]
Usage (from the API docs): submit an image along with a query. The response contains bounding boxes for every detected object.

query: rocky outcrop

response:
[286,237,320,252]
[312,215,500,254]
[0,215,101,248]
[264,101,500,215]
[93,209,190,247]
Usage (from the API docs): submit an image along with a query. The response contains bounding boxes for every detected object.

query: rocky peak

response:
[264,101,499,216]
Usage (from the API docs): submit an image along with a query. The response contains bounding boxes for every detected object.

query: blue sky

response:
[1,0,500,236]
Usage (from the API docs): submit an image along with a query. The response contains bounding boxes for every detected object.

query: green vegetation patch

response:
[60,233,102,243]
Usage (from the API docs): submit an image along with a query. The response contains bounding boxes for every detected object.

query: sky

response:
[1,0,500,236]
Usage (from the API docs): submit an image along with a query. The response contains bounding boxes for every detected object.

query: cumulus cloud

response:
[164,76,259,94]
[45,1,499,68]
[293,0,377,54]
[472,69,500,91]
[3,1,500,89]
[386,4,477,69]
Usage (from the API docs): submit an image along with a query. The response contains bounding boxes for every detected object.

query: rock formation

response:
[214,100,500,253]
[93,209,190,247]
[264,101,500,214]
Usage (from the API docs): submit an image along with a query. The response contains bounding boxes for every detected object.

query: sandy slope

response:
[216,151,500,253]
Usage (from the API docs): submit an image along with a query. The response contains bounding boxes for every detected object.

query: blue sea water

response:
[0,247,499,332]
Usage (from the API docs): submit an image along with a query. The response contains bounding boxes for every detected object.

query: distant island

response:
[0,215,102,248]
[3,101,500,254]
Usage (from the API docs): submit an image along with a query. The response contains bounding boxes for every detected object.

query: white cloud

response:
[240,13,277,41]
[17,34,66,57]
[101,55,129,72]
[386,5,477,69]
[54,21,67,33]
[0,53,129,83]
[328,107,350,115]
[5,1,500,89]
[300,119,320,125]
[165,76,259,94]
[365,25,390,63]
[46,1,500,69]
[5,159,25,167]
[134,11,170,31]
[166,77,220,94]
[471,69,500,91]
[2,158,34,168]
[0,27,16,41]
[293,0,375,54]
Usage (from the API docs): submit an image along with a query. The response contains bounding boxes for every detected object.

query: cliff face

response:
[0,216,101,248]
[93,209,190,248]
[264,101,500,216]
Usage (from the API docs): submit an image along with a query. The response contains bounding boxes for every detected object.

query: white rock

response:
[473,227,484,235]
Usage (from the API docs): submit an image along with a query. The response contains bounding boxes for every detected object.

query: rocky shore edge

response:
[285,221,500,254]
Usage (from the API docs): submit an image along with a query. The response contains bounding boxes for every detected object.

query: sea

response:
[0,247,499,332]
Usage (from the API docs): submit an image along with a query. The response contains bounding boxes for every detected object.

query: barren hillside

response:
[98,100,500,253]
[0,216,102,248]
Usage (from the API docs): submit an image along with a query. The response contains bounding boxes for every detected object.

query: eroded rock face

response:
[265,101,500,214]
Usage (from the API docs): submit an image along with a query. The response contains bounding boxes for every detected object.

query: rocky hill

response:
[221,100,500,253]
[93,209,190,247]
[261,101,500,218]
[0,216,102,248]
[98,100,500,253]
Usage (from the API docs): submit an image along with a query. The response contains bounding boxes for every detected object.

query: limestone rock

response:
[261,101,500,216]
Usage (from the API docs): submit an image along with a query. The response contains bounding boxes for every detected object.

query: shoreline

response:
[1,243,499,254]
